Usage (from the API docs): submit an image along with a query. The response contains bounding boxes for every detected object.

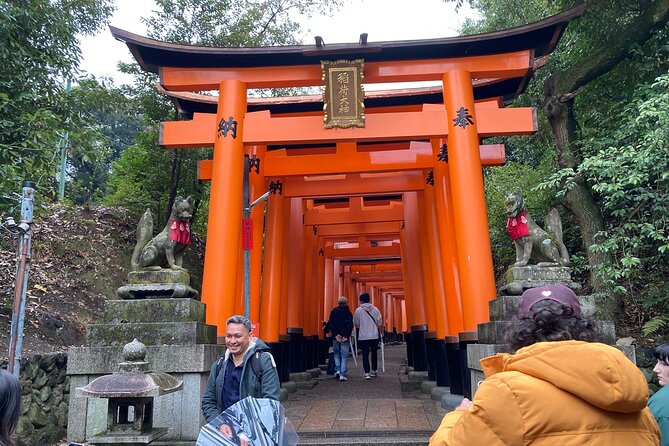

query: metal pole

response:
[242,159,270,321]
[8,180,35,377]
[58,79,71,201]
[249,191,270,209]
[242,157,251,320]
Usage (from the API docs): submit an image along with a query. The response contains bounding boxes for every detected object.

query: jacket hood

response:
[360,303,376,310]
[335,304,350,312]
[480,341,649,413]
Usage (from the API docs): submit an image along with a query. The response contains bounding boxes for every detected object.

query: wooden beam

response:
[320,235,400,244]
[159,50,532,90]
[344,272,404,281]
[305,201,404,226]
[161,105,536,149]
[197,143,505,180]
[324,244,401,259]
[363,281,405,287]
[349,264,402,272]
[317,221,401,237]
[282,172,426,198]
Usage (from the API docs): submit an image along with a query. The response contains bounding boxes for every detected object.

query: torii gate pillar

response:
[443,70,496,332]
[201,80,247,340]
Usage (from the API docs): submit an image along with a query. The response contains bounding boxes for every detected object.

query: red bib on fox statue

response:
[507,211,529,240]
[169,219,191,245]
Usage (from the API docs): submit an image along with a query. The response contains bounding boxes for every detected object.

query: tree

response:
[106,0,341,229]
[0,0,114,211]
[454,0,669,303]
[65,78,144,205]
[542,0,669,295]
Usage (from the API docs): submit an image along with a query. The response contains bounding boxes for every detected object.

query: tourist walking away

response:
[326,296,354,381]
[353,292,382,379]
[429,284,660,445]
[202,315,281,443]
[649,343,669,445]
[0,369,21,446]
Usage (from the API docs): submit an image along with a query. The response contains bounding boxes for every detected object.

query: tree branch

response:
[546,0,669,97]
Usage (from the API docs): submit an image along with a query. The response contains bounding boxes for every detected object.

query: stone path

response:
[284,344,447,445]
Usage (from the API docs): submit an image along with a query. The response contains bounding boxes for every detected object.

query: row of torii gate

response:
[113,5,583,376]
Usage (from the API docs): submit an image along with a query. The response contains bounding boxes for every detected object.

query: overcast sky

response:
[79,0,477,86]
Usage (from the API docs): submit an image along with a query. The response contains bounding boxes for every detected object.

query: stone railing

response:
[2,353,69,446]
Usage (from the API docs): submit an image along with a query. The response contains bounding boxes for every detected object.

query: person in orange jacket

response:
[429,284,660,446]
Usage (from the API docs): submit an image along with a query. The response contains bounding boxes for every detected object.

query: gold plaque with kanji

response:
[322,59,365,128]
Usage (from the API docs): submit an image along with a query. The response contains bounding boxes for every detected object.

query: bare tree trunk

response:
[164,151,182,224]
[544,84,607,293]
[191,197,202,228]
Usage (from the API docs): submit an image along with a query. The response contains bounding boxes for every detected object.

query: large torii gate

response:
[112,5,584,374]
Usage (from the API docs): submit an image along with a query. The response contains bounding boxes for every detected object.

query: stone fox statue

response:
[505,188,570,267]
[131,196,193,271]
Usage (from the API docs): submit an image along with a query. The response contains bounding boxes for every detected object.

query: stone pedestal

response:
[117,270,198,299]
[499,266,581,296]
[67,273,224,445]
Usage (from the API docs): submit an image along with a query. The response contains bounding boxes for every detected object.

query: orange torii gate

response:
[112,5,584,377]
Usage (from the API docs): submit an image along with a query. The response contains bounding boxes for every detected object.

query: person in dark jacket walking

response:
[326,296,354,381]
[202,315,281,444]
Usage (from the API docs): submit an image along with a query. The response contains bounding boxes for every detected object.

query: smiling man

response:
[202,315,280,442]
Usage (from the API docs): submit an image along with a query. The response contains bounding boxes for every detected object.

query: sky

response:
[79,0,478,86]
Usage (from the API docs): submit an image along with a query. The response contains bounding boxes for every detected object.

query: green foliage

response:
[104,129,211,229]
[0,0,114,210]
[63,78,144,205]
[579,73,669,317]
[144,0,342,46]
[643,315,669,338]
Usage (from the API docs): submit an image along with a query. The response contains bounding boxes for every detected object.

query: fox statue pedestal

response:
[117,270,198,300]
[499,265,581,296]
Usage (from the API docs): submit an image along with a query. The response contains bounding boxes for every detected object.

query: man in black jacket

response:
[326,296,353,381]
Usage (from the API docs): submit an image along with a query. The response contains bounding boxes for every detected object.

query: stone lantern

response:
[75,339,183,445]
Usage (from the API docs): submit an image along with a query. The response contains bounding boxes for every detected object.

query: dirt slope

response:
[0,204,204,359]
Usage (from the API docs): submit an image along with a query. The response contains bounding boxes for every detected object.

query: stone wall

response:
[637,346,661,395]
[2,353,69,446]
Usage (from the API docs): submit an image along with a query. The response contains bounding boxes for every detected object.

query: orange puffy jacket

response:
[430,341,659,445]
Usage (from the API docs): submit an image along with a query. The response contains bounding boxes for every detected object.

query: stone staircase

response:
[297,430,434,445]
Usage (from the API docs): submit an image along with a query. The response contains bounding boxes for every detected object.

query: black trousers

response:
[359,338,379,373]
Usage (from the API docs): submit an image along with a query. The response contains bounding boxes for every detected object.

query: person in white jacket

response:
[353,292,383,379]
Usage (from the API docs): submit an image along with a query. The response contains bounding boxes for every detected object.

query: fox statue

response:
[131,196,193,271]
[505,188,570,267]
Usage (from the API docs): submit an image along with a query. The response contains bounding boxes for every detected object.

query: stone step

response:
[297,430,433,445]
[85,321,217,347]
[102,298,205,323]
[398,369,429,392]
